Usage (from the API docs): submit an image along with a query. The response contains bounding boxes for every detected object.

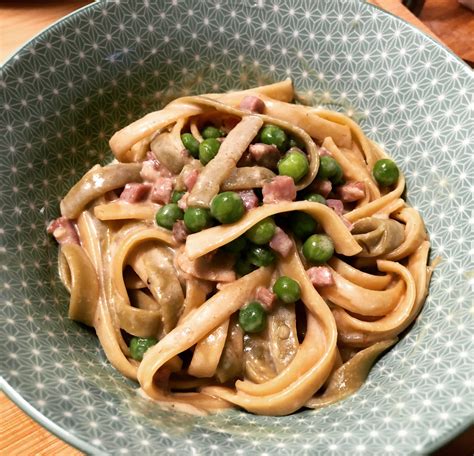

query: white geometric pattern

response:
[0,1,473,454]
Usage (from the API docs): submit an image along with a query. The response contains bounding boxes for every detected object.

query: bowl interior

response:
[1,1,473,454]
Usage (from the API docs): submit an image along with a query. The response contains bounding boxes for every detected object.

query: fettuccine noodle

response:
[48,80,431,416]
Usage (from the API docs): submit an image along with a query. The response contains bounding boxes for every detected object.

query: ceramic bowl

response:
[1,1,473,454]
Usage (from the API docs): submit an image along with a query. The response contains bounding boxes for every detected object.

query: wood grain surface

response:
[0,1,472,455]
[0,392,82,456]
[421,0,474,62]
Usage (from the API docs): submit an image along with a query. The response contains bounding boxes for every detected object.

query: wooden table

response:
[0,1,473,455]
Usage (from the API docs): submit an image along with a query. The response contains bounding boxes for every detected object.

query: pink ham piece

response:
[269,227,293,257]
[306,266,335,287]
[262,176,297,204]
[249,143,280,169]
[172,220,188,243]
[239,95,266,113]
[311,179,332,197]
[255,286,276,311]
[47,217,80,245]
[221,117,240,133]
[238,190,259,211]
[237,150,253,167]
[326,198,344,216]
[338,181,366,202]
[150,177,173,204]
[326,199,353,230]
[178,192,189,210]
[140,152,173,182]
[183,168,200,191]
[119,183,152,202]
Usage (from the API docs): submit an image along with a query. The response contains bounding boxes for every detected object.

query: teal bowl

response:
[1,1,473,454]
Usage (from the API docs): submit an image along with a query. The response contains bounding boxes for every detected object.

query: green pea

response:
[304,193,326,205]
[155,203,184,230]
[181,133,200,158]
[332,164,345,185]
[248,245,276,267]
[289,211,318,239]
[273,276,301,304]
[210,191,245,224]
[239,301,267,333]
[199,138,221,165]
[201,125,224,139]
[277,148,309,182]
[302,234,334,264]
[317,156,344,183]
[245,218,276,245]
[184,207,212,232]
[373,159,399,186]
[171,190,185,204]
[234,257,255,276]
[289,136,305,149]
[129,337,157,361]
[260,124,288,152]
[223,236,248,255]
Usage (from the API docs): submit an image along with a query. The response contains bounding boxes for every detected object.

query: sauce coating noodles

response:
[48,80,431,415]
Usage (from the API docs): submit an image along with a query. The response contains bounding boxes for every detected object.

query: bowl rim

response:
[1,0,473,454]
[1,377,105,455]
[1,2,99,69]
[367,2,472,74]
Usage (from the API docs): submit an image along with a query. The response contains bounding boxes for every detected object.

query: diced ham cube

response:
[326,199,344,216]
[262,176,297,204]
[338,181,366,202]
[318,147,332,157]
[311,179,332,197]
[172,220,188,243]
[221,117,240,133]
[119,183,152,202]
[306,266,335,287]
[326,199,353,230]
[183,168,199,191]
[178,192,189,210]
[47,217,80,245]
[249,143,280,169]
[255,286,276,311]
[239,95,266,113]
[140,152,173,182]
[249,143,278,160]
[269,227,293,257]
[150,177,173,204]
[238,190,259,211]
[237,150,254,167]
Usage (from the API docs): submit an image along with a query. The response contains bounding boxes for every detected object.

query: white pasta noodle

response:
[48,81,431,416]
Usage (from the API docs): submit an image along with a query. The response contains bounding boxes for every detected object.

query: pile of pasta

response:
[51,80,431,416]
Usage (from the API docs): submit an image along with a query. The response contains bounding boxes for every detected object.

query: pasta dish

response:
[48,80,431,416]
